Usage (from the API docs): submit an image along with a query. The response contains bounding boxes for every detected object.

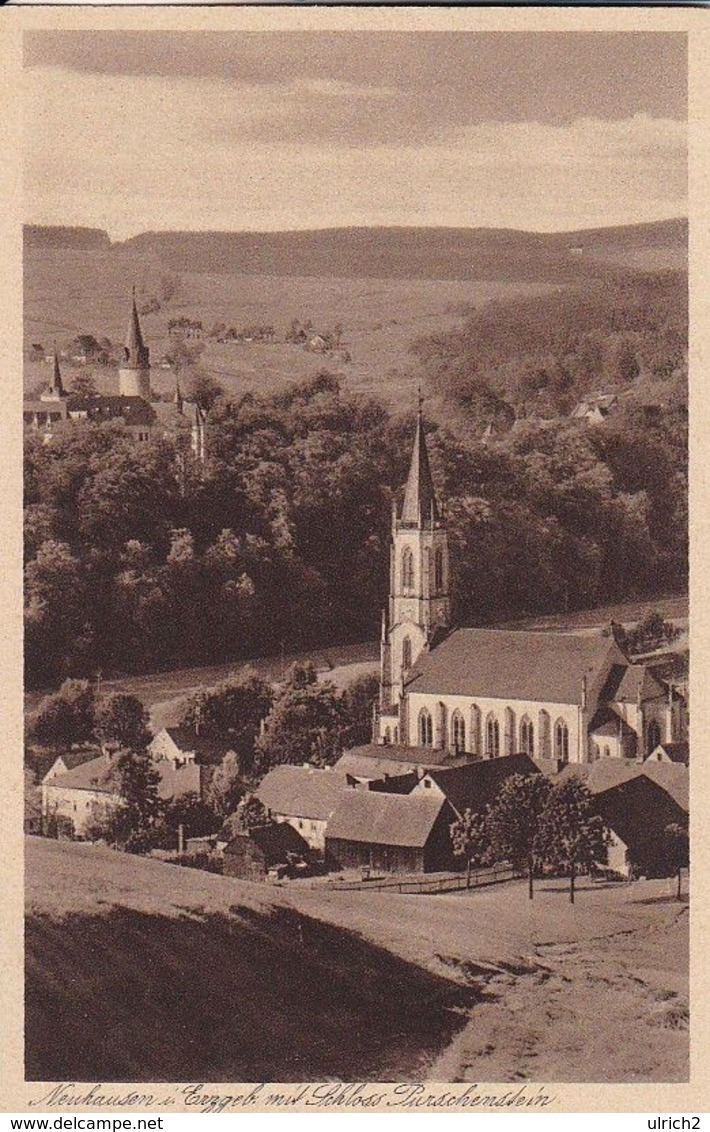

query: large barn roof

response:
[327,790,448,849]
[423,753,540,817]
[559,759,688,814]
[256,764,348,821]
[405,628,622,705]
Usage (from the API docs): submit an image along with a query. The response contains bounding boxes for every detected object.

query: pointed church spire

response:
[125,286,148,364]
[400,391,439,526]
[50,342,65,397]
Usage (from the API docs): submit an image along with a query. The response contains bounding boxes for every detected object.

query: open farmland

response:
[26,837,688,1084]
[23,248,553,409]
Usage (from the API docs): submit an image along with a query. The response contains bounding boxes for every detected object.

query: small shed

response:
[325,790,457,874]
[223,823,309,882]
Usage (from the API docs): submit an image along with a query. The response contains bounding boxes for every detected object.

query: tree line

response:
[25,358,687,691]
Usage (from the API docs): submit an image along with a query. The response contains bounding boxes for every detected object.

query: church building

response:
[375,410,686,765]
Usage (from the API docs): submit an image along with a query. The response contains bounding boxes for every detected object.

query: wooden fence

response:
[322,861,522,895]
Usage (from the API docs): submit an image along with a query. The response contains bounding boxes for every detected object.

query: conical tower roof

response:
[400,402,439,525]
[123,287,150,368]
[50,344,65,397]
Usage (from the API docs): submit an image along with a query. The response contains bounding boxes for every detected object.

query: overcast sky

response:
[24,31,687,239]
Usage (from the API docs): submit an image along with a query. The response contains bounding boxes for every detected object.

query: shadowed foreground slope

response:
[25,843,471,1082]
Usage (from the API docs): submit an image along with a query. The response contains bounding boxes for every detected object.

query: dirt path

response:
[428,903,689,1084]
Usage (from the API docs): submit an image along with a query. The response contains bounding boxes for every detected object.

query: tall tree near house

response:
[207,751,247,818]
[31,679,96,748]
[536,777,610,904]
[254,663,347,771]
[664,823,689,901]
[94,693,152,753]
[450,806,492,885]
[110,748,161,853]
[181,670,274,764]
[486,773,553,899]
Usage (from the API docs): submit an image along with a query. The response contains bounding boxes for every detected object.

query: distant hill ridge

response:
[24,218,687,281]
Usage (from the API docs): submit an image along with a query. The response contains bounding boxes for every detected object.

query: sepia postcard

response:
[1,3,709,1116]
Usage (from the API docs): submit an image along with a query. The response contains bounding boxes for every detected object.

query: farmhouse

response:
[325,790,457,874]
[42,751,208,838]
[411,752,540,818]
[333,743,466,785]
[223,823,309,882]
[256,764,350,852]
[558,760,688,877]
[149,725,234,767]
[375,408,687,764]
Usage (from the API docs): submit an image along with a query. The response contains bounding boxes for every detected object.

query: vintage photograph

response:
[22,25,689,1087]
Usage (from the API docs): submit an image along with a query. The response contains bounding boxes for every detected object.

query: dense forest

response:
[24,271,687,691]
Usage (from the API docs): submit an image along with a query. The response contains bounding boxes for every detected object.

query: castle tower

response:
[40,344,67,402]
[380,402,451,717]
[118,287,151,399]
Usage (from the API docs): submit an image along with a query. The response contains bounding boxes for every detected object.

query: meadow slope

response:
[26,838,688,1084]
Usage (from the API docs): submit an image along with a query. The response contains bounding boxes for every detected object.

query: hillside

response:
[24,219,686,279]
[25,837,688,1084]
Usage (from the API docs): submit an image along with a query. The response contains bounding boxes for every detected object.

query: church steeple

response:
[400,398,439,526]
[41,343,66,402]
[377,398,451,726]
[118,287,151,399]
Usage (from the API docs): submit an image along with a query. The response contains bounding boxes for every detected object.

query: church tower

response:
[379,403,451,728]
[40,344,67,402]
[118,288,151,399]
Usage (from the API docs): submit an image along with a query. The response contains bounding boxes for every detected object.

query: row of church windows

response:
[417,705,570,763]
[400,547,445,595]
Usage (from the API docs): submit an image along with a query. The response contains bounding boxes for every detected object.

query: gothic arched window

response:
[419,708,433,747]
[401,547,414,592]
[520,716,534,757]
[485,713,500,758]
[555,719,570,764]
[470,704,482,756]
[451,711,466,752]
[402,637,412,672]
[434,548,444,592]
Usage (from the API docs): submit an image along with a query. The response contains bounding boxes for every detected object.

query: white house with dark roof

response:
[375,412,687,764]
[42,751,207,837]
[255,764,351,852]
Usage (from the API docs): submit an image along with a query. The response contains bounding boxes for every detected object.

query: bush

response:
[170,851,223,875]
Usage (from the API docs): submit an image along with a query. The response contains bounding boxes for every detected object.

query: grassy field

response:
[24,248,556,409]
[26,837,688,1084]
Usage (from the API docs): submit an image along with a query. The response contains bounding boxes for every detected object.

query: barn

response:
[325,790,457,874]
[223,823,310,882]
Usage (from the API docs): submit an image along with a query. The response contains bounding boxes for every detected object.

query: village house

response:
[325,789,458,874]
[149,725,234,767]
[410,752,540,818]
[375,408,687,765]
[223,823,310,882]
[333,743,466,785]
[559,760,688,877]
[570,392,618,425]
[645,740,689,766]
[256,764,350,853]
[42,751,208,838]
